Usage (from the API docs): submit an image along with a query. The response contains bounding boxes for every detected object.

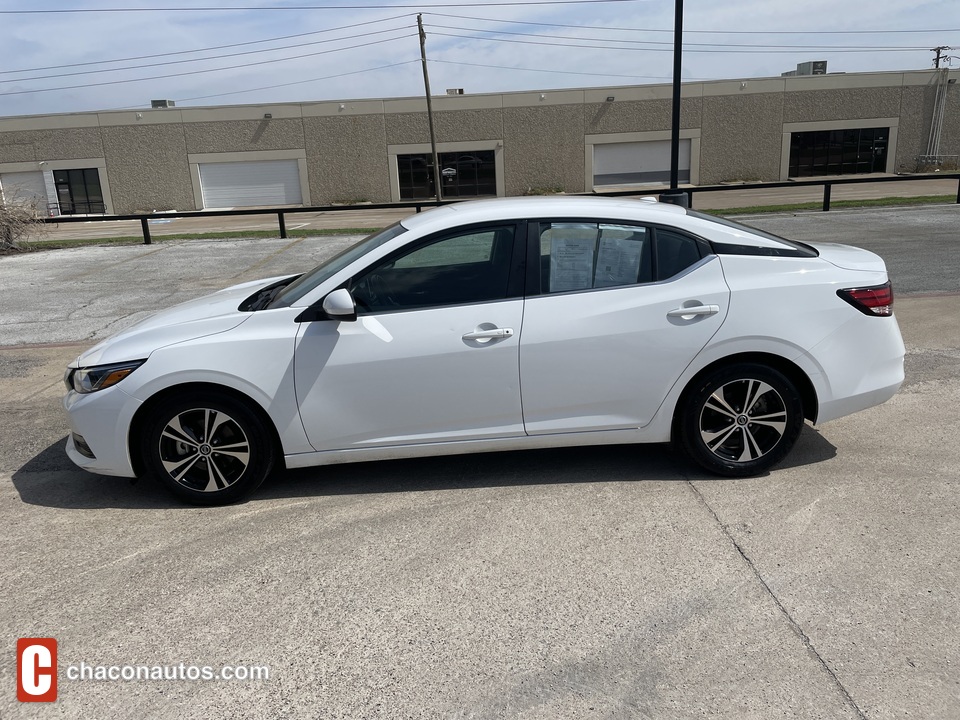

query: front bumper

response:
[63,385,142,478]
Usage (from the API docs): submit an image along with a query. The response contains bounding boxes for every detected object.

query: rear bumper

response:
[810,314,905,425]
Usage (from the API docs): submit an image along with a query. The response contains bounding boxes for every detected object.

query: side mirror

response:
[295,287,357,323]
[321,288,357,322]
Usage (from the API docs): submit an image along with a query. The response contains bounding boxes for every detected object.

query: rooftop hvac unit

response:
[151,99,176,108]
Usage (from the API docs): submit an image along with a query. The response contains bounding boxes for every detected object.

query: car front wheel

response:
[679,363,804,477]
[140,392,275,505]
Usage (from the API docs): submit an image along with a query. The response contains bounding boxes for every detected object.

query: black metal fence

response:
[42,173,960,245]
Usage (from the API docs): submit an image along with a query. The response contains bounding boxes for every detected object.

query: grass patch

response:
[22,227,381,251]
[705,194,955,216]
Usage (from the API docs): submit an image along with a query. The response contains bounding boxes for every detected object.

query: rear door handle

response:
[667,304,720,318]
[462,327,514,340]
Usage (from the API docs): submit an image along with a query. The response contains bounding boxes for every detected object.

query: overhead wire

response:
[426,22,930,50]
[0,13,413,76]
[0,32,417,97]
[0,24,415,85]
[430,30,929,54]
[175,59,421,102]
[429,57,717,82]
[424,12,960,35]
[0,1,648,14]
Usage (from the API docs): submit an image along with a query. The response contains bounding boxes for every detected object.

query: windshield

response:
[271,223,408,307]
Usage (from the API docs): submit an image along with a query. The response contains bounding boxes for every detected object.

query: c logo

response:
[16,638,57,702]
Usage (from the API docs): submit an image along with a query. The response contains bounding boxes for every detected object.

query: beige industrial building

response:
[0,68,956,216]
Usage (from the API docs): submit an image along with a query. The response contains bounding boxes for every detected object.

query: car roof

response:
[399,195,687,234]
[399,195,808,252]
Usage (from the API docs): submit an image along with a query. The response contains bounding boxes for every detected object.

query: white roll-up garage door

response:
[593,140,690,187]
[198,160,302,208]
[0,171,47,208]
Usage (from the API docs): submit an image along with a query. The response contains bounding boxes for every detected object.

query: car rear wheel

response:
[140,392,275,505]
[679,363,804,477]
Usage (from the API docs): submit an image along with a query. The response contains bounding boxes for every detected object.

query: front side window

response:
[272,223,408,307]
[350,225,516,313]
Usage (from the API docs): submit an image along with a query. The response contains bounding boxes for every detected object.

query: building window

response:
[398,150,496,200]
[53,168,105,215]
[788,127,889,178]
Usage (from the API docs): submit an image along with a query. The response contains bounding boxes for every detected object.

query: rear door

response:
[519,221,730,434]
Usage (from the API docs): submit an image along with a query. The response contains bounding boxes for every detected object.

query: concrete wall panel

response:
[304,114,388,204]
[100,124,193,213]
[700,93,784,183]
[0,128,103,163]
[183,119,305,154]
[503,105,584,195]
[385,109,503,146]
[783,87,902,123]
[584,97,702,135]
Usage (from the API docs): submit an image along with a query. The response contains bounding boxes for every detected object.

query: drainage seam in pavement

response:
[232,236,307,279]
[62,244,169,282]
[685,479,868,720]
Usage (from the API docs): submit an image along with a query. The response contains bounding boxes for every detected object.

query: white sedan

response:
[63,197,905,505]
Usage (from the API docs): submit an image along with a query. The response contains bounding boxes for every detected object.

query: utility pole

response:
[659,0,687,207]
[931,46,951,68]
[418,14,443,203]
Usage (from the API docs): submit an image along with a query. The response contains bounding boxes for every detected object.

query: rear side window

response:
[538,222,652,293]
[536,221,707,293]
[655,229,704,279]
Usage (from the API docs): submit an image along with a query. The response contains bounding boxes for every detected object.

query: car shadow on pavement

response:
[12,427,837,510]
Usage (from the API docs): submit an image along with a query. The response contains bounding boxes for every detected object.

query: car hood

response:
[806,242,888,273]
[74,276,292,367]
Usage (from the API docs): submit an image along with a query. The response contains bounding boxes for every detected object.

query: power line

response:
[0,24,413,85]
[0,14,413,76]
[430,31,928,54]
[426,22,930,50]
[0,33,417,97]
[429,57,717,81]
[425,11,960,35]
[0,1,647,14]
[175,60,420,102]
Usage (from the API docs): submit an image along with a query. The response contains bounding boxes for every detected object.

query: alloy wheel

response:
[158,408,251,492]
[699,379,788,463]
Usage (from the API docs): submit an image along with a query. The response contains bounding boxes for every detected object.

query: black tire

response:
[679,363,804,477]
[140,392,275,505]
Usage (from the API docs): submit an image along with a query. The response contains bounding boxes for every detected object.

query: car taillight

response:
[837,281,894,316]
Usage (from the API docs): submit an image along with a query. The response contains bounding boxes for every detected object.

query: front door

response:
[294,224,525,452]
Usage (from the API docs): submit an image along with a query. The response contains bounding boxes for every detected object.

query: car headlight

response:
[68,360,146,394]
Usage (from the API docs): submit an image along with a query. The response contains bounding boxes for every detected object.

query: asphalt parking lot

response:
[1,205,959,719]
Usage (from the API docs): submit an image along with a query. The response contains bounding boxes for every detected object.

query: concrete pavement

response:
[1,206,958,718]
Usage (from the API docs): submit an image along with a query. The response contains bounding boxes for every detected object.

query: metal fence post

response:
[956,177,960,205]
[140,217,152,245]
[822,184,832,212]
[278,211,287,239]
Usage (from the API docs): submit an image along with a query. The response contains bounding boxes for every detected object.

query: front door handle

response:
[667,304,720,319]
[462,327,514,340]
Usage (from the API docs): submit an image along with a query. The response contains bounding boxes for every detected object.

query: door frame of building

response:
[584,130,702,192]
[779,118,899,180]
[387,140,504,203]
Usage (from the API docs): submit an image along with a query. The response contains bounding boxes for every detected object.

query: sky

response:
[0,0,957,118]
